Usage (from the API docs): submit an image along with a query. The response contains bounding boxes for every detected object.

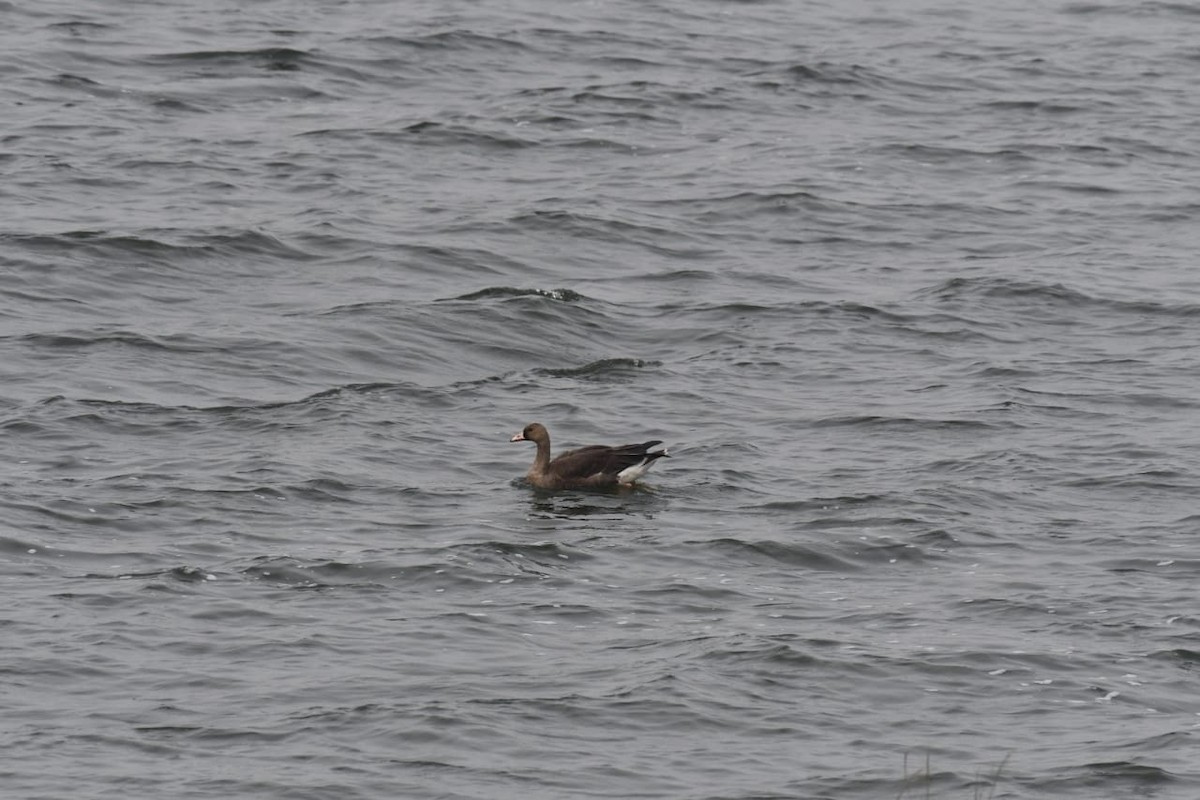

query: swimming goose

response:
[509,422,669,490]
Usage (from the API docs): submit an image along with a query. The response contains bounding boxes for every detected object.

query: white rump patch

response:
[617,458,655,484]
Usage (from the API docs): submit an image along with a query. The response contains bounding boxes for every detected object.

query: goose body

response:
[510,422,669,490]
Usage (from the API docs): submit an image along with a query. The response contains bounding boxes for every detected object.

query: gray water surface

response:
[4,1,1200,798]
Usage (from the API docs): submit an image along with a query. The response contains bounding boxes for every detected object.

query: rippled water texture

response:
[4,1,1200,798]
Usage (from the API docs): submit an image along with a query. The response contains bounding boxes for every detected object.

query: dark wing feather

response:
[548,441,664,480]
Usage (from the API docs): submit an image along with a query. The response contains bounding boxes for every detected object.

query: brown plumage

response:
[509,422,669,490]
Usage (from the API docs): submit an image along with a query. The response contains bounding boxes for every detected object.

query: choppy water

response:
[4,1,1200,798]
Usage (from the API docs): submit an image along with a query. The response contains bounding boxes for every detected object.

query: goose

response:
[509,422,669,490]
